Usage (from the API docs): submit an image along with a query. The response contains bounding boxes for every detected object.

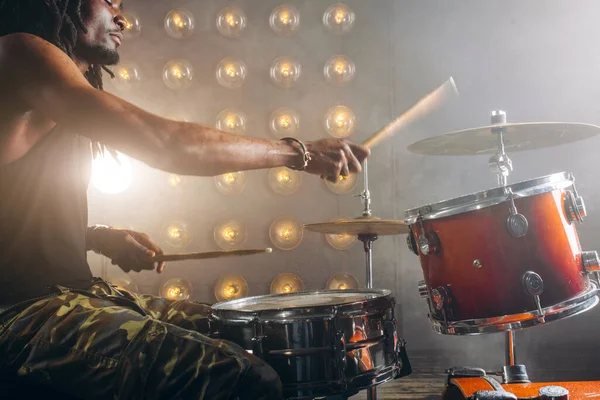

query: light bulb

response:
[164,9,195,39]
[214,171,247,195]
[324,55,356,86]
[323,3,355,35]
[270,272,304,294]
[269,108,300,138]
[325,218,358,250]
[216,57,247,89]
[268,167,302,195]
[216,6,247,38]
[325,173,358,194]
[160,277,193,300]
[325,105,356,138]
[326,272,359,290]
[214,220,247,250]
[269,217,303,251]
[216,109,247,135]
[113,63,141,91]
[269,4,300,36]
[270,56,301,89]
[214,274,249,301]
[91,150,132,194]
[122,11,142,39]
[162,221,192,249]
[162,59,194,90]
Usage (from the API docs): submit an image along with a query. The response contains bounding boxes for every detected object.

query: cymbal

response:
[407,122,600,156]
[303,216,409,236]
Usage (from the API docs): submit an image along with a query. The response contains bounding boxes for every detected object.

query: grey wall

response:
[89,0,600,380]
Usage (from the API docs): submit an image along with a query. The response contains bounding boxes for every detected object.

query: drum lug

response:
[505,188,528,237]
[522,271,545,321]
[564,187,586,224]
[417,280,428,299]
[582,250,600,272]
[406,226,419,255]
[417,230,441,255]
[395,338,412,379]
[332,330,347,382]
[383,319,397,354]
[251,335,267,358]
[431,285,456,321]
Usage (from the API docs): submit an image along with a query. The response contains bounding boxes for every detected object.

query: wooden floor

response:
[348,374,446,400]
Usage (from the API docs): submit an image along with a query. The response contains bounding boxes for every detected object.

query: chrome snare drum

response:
[209,289,411,399]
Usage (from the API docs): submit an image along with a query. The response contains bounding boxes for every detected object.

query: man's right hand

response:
[303,139,370,182]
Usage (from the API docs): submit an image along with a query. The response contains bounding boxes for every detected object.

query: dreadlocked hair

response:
[0,0,116,158]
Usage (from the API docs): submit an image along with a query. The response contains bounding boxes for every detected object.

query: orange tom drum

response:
[404,172,600,335]
[443,376,600,400]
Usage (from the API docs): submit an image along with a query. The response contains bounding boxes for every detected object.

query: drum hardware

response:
[505,188,529,237]
[407,227,419,255]
[489,110,513,187]
[564,190,586,224]
[473,259,483,269]
[538,386,570,400]
[521,271,545,321]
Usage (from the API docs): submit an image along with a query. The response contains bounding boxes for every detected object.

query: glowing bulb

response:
[324,55,356,86]
[215,275,248,301]
[162,221,192,248]
[164,9,195,39]
[270,108,300,138]
[269,217,303,251]
[160,277,192,300]
[270,56,301,88]
[91,150,132,194]
[269,5,300,36]
[325,218,358,250]
[216,6,247,38]
[168,174,182,187]
[325,173,358,194]
[216,57,247,89]
[268,167,302,195]
[325,105,356,138]
[323,3,355,35]
[163,59,194,90]
[122,11,142,39]
[326,272,359,290]
[216,109,247,135]
[214,171,247,195]
[112,64,141,91]
[214,220,247,250]
[270,273,304,294]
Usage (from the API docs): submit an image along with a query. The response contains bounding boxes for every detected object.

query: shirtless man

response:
[0,0,369,398]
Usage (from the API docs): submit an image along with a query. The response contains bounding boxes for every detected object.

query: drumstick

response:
[362,77,459,149]
[152,248,273,262]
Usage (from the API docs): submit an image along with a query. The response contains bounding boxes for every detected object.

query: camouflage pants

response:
[0,278,282,399]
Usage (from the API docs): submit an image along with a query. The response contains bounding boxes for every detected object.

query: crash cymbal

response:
[303,215,409,236]
[407,122,600,156]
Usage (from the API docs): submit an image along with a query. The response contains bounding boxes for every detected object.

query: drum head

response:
[212,289,391,312]
[404,172,574,223]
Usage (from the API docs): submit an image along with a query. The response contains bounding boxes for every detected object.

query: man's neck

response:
[73,57,89,74]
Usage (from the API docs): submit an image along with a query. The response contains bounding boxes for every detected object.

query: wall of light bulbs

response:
[90,0,397,307]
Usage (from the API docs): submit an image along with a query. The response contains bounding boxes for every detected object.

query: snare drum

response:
[404,172,600,335]
[209,289,411,399]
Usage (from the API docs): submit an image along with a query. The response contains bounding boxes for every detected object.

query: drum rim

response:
[428,282,598,335]
[211,288,392,313]
[404,171,573,224]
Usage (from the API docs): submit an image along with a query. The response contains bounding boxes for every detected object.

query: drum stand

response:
[488,110,513,188]
[485,331,530,384]
[357,159,378,400]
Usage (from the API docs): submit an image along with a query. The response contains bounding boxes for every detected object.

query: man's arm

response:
[0,33,367,176]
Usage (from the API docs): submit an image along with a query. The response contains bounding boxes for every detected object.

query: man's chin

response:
[78,45,120,66]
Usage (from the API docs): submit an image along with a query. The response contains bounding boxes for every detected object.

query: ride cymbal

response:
[407,122,600,156]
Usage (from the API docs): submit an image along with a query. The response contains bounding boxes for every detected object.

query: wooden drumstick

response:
[152,248,273,262]
[362,77,459,149]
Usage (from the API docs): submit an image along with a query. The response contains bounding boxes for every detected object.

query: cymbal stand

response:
[488,110,513,188]
[357,158,378,400]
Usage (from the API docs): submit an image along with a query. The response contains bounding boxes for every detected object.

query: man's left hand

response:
[89,227,167,273]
